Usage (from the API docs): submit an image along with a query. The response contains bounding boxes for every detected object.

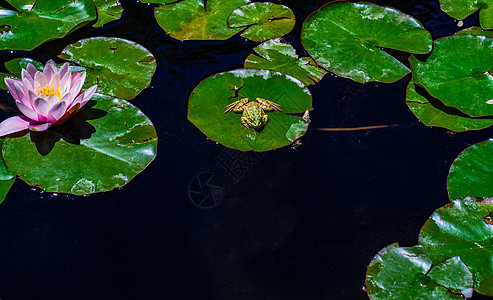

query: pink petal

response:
[48,73,60,91]
[33,98,51,118]
[71,71,81,84]
[29,122,51,132]
[71,85,97,110]
[5,78,22,102]
[48,101,67,122]
[79,85,97,107]
[70,72,86,98]
[45,94,59,106]
[0,116,30,136]
[22,77,34,93]
[34,71,48,88]
[59,93,71,107]
[26,63,38,79]
[13,81,29,106]
[43,60,58,82]
[27,90,37,106]
[16,101,40,121]
[58,63,70,81]
[21,69,34,89]
[59,68,71,94]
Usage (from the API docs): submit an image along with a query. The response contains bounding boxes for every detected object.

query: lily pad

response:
[366,243,473,299]
[455,26,493,38]
[447,139,493,199]
[188,68,312,151]
[406,82,493,132]
[2,94,157,195]
[410,36,493,117]
[0,0,96,51]
[228,2,295,42]
[419,197,493,296]
[301,1,432,83]
[59,37,157,100]
[440,0,493,29]
[154,0,250,40]
[0,143,15,204]
[93,0,123,27]
[244,38,326,85]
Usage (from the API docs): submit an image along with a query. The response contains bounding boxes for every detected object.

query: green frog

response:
[224,98,282,130]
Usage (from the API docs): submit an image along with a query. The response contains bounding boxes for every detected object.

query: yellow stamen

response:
[38,85,61,99]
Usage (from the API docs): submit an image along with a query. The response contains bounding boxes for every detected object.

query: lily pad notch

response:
[228,2,296,42]
[301,1,432,83]
[59,37,157,100]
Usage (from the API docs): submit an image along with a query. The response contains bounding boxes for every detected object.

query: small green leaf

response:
[154,0,250,40]
[0,58,44,90]
[0,140,15,204]
[419,197,493,296]
[440,0,493,29]
[228,2,295,42]
[365,243,473,299]
[93,0,123,27]
[244,38,326,85]
[301,1,431,83]
[406,82,493,132]
[410,36,493,117]
[188,68,312,151]
[2,94,157,195]
[455,26,493,38]
[447,139,493,199]
[59,37,157,100]
[0,0,97,50]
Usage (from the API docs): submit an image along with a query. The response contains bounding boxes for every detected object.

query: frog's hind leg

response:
[224,98,249,113]
[256,98,282,112]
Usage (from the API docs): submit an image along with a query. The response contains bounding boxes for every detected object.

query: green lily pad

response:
[244,38,326,85]
[59,37,157,100]
[0,0,96,51]
[0,142,15,205]
[447,139,493,199]
[228,2,295,42]
[440,0,493,29]
[188,68,312,151]
[410,36,493,117]
[455,26,493,38]
[406,82,493,132]
[2,94,157,195]
[365,243,473,299]
[154,0,250,40]
[419,197,493,296]
[93,0,123,27]
[301,1,432,83]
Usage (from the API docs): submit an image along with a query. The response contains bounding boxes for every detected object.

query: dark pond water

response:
[0,0,492,299]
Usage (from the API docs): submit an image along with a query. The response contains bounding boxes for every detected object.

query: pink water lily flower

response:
[0,60,97,136]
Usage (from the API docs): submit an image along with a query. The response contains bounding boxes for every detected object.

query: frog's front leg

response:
[241,116,253,129]
[224,98,249,113]
[262,114,269,126]
[256,98,282,112]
